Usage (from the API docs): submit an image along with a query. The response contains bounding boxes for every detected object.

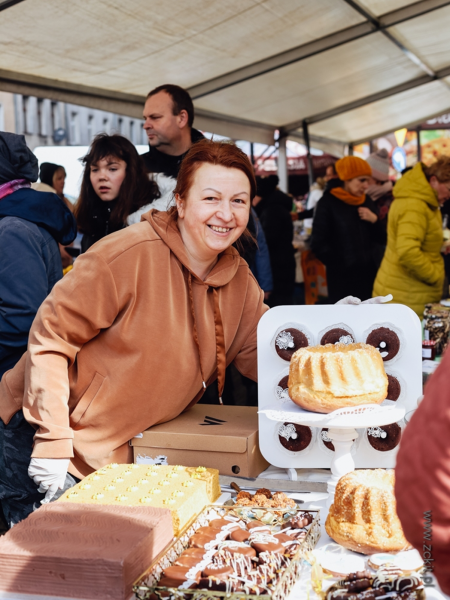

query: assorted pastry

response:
[325,470,411,555]
[156,510,315,594]
[325,567,425,600]
[234,488,298,510]
[288,343,388,414]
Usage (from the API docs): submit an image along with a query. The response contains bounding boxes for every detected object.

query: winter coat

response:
[256,189,295,297]
[311,182,385,303]
[0,210,267,478]
[79,198,123,253]
[128,128,205,221]
[0,188,77,377]
[373,163,444,316]
[395,347,450,594]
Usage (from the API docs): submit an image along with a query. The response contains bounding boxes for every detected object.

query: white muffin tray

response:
[257,304,422,468]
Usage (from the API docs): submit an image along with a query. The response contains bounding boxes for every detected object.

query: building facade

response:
[0,91,146,150]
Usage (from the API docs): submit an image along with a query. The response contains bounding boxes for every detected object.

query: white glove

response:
[28,458,70,503]
[361,294,393,304]
[335,296,361,305]
[335,294,393,305]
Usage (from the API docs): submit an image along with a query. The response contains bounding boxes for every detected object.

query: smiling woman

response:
[171,141,254,280]
[0,139,268,528]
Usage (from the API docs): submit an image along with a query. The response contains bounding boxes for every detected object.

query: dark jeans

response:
[0,411,78,528]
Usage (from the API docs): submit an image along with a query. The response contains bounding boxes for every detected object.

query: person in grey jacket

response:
[0,132,77,529]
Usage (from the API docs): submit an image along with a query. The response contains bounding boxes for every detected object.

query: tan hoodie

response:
[0,210,267,478]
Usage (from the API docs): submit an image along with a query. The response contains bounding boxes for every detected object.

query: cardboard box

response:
[131,405,269,478]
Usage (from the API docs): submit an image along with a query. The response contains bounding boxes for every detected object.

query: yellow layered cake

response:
[58,464,220,535]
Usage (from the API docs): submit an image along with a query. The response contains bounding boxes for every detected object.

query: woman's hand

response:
[28,458,70,503]
[358,207,378,223]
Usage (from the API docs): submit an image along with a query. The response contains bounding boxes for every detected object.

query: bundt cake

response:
[288,343,388,414]
[325,469,411,555]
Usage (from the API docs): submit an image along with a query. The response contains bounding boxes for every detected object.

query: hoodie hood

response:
[0,132,38,184]
[144,209,242,402]
[393,162,439,210]
[0,187,77,245]
[145,209,241,287]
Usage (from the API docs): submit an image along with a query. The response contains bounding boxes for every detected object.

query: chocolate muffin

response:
[366,327,400,361]
[321,428,335,451]
[321,428,355,451]
[386,374,401,401]
[278,422,312,452]
[367,423,401,452]
[276,375,292,403]
[320,328,354,345]
[275,328,309,361]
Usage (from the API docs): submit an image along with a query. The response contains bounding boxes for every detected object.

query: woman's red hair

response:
[173,139,256,202]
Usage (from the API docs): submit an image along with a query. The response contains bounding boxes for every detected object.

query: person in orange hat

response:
[311,155,386,302]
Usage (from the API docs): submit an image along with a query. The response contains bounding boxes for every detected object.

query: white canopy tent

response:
[1,0,450,173]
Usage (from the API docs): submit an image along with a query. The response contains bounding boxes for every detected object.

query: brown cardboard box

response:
[131,405,269,477]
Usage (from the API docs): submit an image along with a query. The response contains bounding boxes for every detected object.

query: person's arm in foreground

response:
[22,250,120,459]
[395,348,450,594]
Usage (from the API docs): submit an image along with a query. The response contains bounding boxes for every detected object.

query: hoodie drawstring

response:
[212,288,226,404]
[187,272,226,405]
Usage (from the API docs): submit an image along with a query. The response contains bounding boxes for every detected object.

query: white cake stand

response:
[259,403,405,506]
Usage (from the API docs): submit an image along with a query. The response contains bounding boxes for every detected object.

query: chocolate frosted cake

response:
[367,423,401,452]
[366,326,400,361]
[274,328,308,361]
[320,327,354,345]
[278,422,312,452]
[386,374,401,401]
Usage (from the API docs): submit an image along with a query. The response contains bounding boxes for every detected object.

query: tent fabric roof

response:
[1,0,450,149]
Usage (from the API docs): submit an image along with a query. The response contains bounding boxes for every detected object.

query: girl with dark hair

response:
[74,134,159,252]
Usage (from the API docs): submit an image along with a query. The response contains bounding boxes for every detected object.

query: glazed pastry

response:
[274,328,309,361]
[288,343,388,414]
[325,470,411,555]
[366,327,400,361]
[230,529,250,542]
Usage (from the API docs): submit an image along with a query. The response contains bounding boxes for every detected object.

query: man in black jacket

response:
[128,85,204,223]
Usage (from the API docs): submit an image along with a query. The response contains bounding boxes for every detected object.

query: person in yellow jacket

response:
[373,157,450,316]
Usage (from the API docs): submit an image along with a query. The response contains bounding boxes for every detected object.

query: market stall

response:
[0,300,445,600]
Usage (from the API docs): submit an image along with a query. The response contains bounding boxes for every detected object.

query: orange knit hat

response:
[335,156,372,181]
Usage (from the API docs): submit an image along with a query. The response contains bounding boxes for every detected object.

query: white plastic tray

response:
[257,304,422,468]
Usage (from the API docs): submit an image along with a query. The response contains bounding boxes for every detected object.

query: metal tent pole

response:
[302,120,314,190]
[278,136,288,193]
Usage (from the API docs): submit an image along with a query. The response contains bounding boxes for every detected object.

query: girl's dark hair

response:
[74,133,159,233]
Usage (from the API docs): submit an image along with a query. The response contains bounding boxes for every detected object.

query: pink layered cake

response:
[0,502,174,599]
